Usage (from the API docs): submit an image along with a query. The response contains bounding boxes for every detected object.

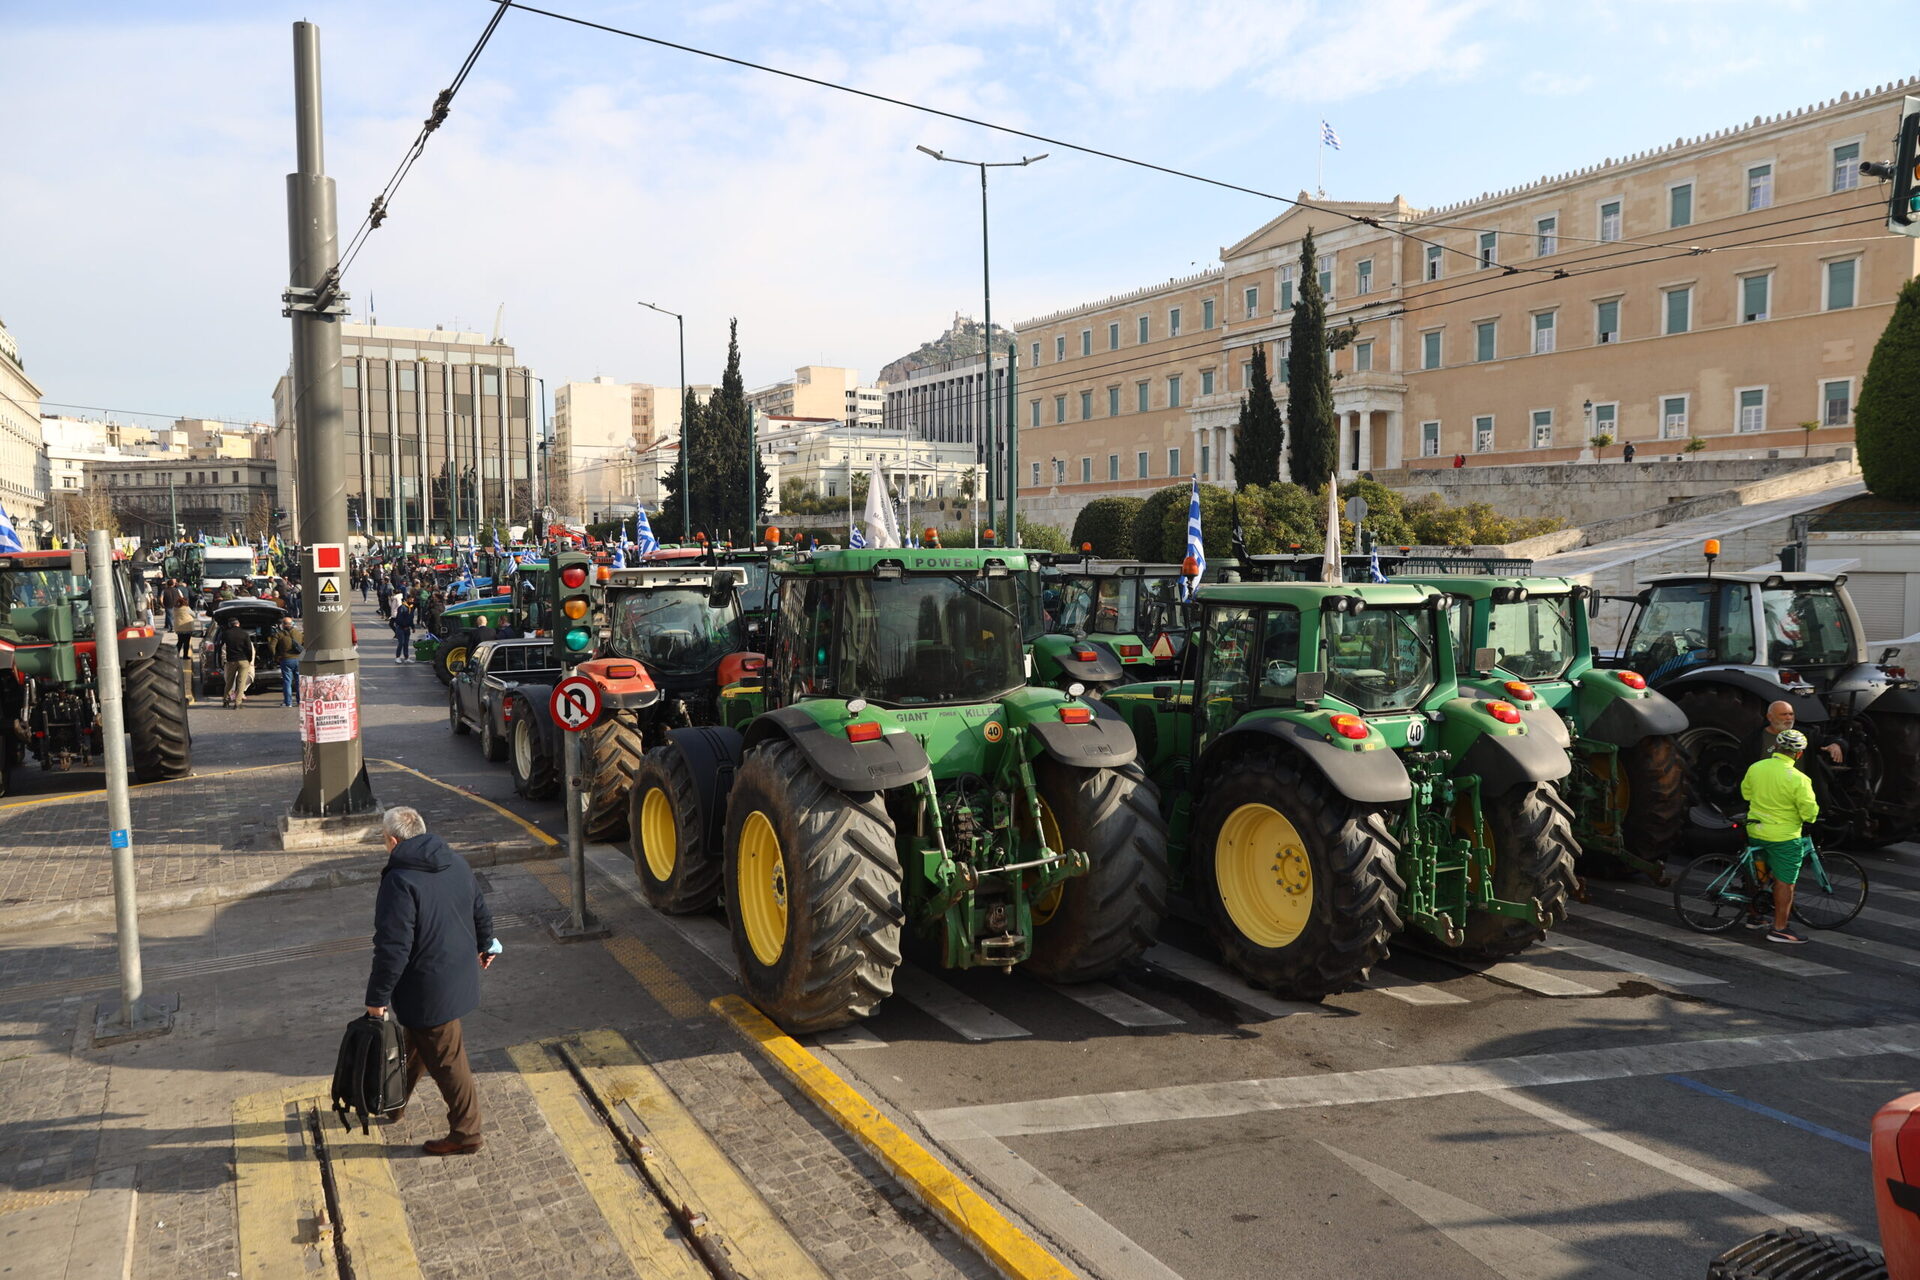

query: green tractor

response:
[1032,559,1189,691]
[628,547,1169,1031]
[1102,579,1578,1000]
[1399,575,1689,879]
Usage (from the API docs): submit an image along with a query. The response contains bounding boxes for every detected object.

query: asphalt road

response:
[35,596,1919,1278]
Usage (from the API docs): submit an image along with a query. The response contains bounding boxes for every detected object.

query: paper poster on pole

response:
[299,670,360,744]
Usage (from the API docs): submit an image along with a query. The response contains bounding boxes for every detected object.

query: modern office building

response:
[550,377,712,521]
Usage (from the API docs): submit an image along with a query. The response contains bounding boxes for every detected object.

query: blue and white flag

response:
[849,524,867,549]
[611,539,626,569]
[634,508,659,556]
[0,500,21,553]
[1368,548,1388,583]
[491,531,502,558]
[1183,475,1205,601]
[1321,119,1341,150]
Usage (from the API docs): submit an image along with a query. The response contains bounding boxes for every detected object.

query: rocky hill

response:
[878,314,1018,385]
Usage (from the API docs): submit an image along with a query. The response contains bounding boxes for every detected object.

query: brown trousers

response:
[404,1018,481,1142]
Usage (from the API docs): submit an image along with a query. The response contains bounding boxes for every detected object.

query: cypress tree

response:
[1231,343,1284,487]
[658,319,770,540]
[1856,275,1920,501]
[1286,230,1339,486]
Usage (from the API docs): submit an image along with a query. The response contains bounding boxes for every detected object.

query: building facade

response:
[881,351,1009,460]
[273,324,536,544]
[0,317,49,536]
[745,366,884,428]
[764,413,981,512]
[93,454,279,542]
[1008,78,1920,532]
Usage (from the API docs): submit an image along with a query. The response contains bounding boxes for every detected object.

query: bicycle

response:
[1672,839,1868,934]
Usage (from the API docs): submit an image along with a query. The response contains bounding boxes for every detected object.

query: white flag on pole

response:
[1322,479,1342,583]
[863,465,901,548]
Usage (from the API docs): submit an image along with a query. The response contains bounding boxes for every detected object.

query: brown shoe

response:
[423,1136,482,1156]
[384,1106,405,1123]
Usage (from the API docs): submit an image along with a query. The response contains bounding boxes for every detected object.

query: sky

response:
[2,0,1914,431]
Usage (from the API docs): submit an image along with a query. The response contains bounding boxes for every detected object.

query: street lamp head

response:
[1021,153,1049,165]
[915,145,944,160]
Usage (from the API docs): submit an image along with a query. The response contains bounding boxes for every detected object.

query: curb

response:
[0,840,559,934]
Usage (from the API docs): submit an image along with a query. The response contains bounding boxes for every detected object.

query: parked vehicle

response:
[447,638,563,763]
[1033,559,1180,690]
[198,598,285,700]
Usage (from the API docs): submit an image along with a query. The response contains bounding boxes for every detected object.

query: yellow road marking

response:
[525,862,707,1019]
[367,758,559,846]
[232,1088,333,1280]
[713,995,1078,1280]
[0,1189,87,1216]
[569,1028,830,1280]
[324,1104,421,1279]
[0,762,286,810]
[507,1039,708,1280]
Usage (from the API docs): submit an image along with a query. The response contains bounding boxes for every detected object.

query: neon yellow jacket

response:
[1740,753,1818,842]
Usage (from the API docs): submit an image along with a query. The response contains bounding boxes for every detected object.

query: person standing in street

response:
[377,578,393,620]
[1740,728,1820,945]
[363,807,496,1156]
[269,617,303,707]
[219,614,256,709]
[392,599,415,664]
[287,579,303,619]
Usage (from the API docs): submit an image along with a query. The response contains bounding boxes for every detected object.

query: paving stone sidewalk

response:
[0,761,549,923]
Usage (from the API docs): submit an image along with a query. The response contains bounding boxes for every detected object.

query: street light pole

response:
[917,146,1046,549]
[638,301,688,543]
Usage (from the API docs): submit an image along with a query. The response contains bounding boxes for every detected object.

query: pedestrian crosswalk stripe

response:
[1531,936,1724,987]
[891,968,1031,1041]
[1367,971,1471,1005]
[1141,944,1322,1020]
[1046,980,1186,1026]
[1571,901,1844,978]
[1475,961,1605,997]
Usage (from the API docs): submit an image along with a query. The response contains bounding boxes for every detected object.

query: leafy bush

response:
[1128,486,1190,561]
[1069,497,1144,557]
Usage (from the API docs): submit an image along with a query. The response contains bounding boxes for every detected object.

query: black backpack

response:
[330,1013,409,1133]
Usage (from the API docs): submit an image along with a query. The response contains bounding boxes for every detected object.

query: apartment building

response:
[1011,78,1920,531]
[745,366,884,429]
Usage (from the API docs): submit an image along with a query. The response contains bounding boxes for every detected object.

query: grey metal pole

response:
[566,732,586,931]
[980,162,996,538]
[1004,344,1019,545]
[89,531,144,1031]
[286,21,375,819]
[677,314,688,543]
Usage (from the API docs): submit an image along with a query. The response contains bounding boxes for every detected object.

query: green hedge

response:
[1069,497,1144,557]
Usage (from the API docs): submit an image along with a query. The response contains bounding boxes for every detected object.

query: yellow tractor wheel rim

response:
[1216,802,1314,949]
[1031,796,1066,927]
[445,645,468,673]
[737,811,789,966]
[640,786,677,883]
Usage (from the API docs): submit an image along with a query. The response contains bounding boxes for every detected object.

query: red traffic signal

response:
[560,564,588,589]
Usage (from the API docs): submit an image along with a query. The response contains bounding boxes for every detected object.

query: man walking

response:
[219,614,256,709]
[363,807,495,1155]
[392,598,415,664]
[377,578,393,620]
[1740,727,1820,945]
[269,617,303,707]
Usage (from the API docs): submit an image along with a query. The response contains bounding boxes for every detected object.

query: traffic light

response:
[1888,97,1920,236]
[549,549,594,665]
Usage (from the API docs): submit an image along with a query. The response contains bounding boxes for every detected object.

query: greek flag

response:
[1183,476,1205,601]
[1368,548,1388,583]
[0,500,21,553]
[491,531,502,558]
[634,508,659,556]
[611,539,626,569]
[849,524,866,549]
[1321,119,1341,150]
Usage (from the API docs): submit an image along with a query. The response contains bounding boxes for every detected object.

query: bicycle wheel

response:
[1792,852,1868,930]
[1672,853,1751,933]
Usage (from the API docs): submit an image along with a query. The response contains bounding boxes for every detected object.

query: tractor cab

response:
[602,563,750,716]
[1035,560,1187,688]
[1616,571,1866,695]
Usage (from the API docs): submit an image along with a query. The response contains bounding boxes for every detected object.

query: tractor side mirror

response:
[709,566,746,610]
[1881,647,1901,666]
[1472,647,1498,675]
[1296,671,1327,705]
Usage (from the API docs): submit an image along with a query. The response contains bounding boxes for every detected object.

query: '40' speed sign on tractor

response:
[550,676,602,732]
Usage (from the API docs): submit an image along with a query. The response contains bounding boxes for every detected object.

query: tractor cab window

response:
[833,573,1023,705]
[1198,606,1257,739]
[775,576,831,700]
[1322,605,1436,713]
[0,565,116,639]
[1133,575,1186,639]
[1251,607,1303,705]
[609,588,745,677]
[1017,569,1050,644]
[1626,582,1754,678]
[1489,593,1576,681]
[1762,584,1853,667]
[1451,595,1474,675]
[1090,578,1139,635]
[732,559,771,613]
[1054,577,1095,632]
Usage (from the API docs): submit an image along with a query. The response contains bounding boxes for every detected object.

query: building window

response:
[1169,307,1182,337]
[1475,320,1496,362]
[1478,231,1497,269]
[1536,216,1558,256]
[1031,341,1041,367]
[1136,381,1150,413]
[1664,287,1692,335]
[1056,335,1066,362]
[1108,322,1120,350]
[1356,259,1373,294]
[1661,394,1688,439]
[1531,409,1553,449]
[1108,454,1120,480]
[1474,415,1495,453]
[1420,421,1441,457]
[1596,298,1621,344]
[1200,368,1216,395]
[1532,311,1556,355]
[1823,379,1852,426]
[1669,183,1693,229]
[1741,273,1771,323]
[1167,375,1182,408]
[1593,402,1618,439]
[1137,450,1149,478]
[1201,443,1212,477]
[1030,400,1041,428]
[1168,447,1181,476]
[1080,329,1092,357]
[1599,199,1622,242]
[1353,341,1373,372]
[1244,285,1259,317]
[1737,387,1767,433]
[1825,258,1858,310]
[397,366,416,391]
[1319,259,1335,297]
[1080,457,1092,483]
[1422,330,1442,370]
[1108,385,1120,417]
[1241,360,1252,386]
[1747,163,1773,211]
[342,365,359,388]
[1032,461,1041,486]
[1054,394,1067,423]
[1080,390,1093,420]
[1138,315,1150,344]
[1278,338,1291,384]
[1053,458,1066,483]
[1425,245,1442,281]
[1279,266,1296,311]
[1833,142,1861,192]
[1203,299,1216,329]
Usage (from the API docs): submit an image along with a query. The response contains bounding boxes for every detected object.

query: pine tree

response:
[1857,275,1920,501]
[1231,343,1284,487]
[1286,230,1339,486]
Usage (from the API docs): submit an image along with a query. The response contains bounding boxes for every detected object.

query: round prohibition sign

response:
[550,676,602,733]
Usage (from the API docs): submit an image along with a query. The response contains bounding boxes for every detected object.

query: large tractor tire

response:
[433,634,472,687]
[1022,759,1169,983]
[723,740,903,1032]
[1461,782,1580,958]
[583,714,644,842]
[1672,685,1767,814]
[1864,711,1920,841]
[1190,746,1404,1001]
[126,650,192,782]
[629,739,724,914]
[508,706,560,801]
[1619,733,1688,869]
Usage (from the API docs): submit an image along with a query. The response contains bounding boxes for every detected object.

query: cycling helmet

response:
[1775,728,1808,754]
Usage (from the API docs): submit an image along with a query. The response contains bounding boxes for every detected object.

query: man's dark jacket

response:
[365,833,495,1028]
[221,623,253,662]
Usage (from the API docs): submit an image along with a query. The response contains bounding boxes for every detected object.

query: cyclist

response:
[1740,727,1819,944]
